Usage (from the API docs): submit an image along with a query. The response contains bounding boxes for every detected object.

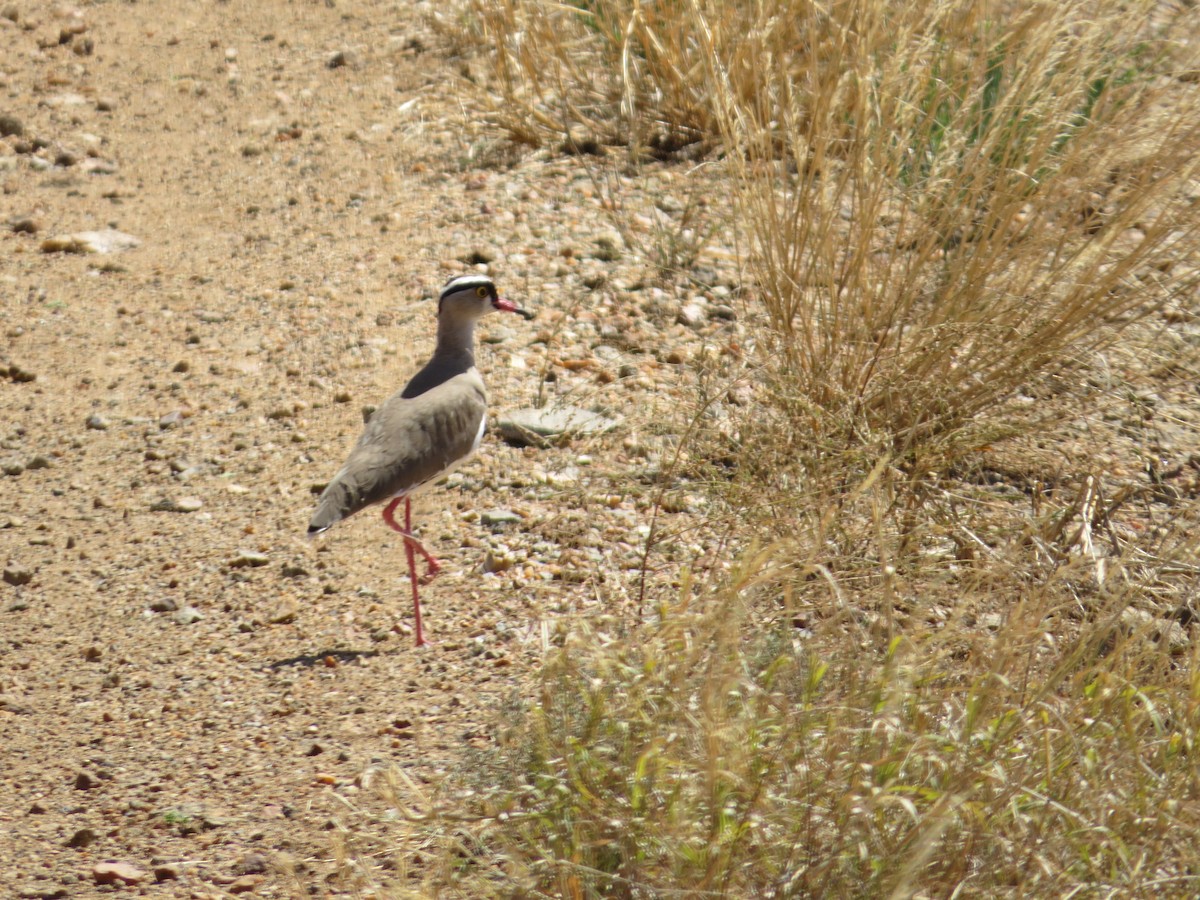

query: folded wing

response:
[308,371,487,535]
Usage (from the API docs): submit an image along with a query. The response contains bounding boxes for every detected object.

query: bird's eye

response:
[476,286,489,299]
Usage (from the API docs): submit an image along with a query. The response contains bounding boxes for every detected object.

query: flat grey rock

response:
[496,406,620,447]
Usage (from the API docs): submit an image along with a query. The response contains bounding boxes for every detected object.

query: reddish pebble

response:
[229,874,265,894]
[93,862,147,886]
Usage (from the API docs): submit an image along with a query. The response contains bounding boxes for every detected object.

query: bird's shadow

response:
[267,649,380,669]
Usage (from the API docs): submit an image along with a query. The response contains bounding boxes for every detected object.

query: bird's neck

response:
[433,316,477,367]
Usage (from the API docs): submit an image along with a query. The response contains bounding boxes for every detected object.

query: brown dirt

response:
[0,1,737,895]
[5,2,1199,897]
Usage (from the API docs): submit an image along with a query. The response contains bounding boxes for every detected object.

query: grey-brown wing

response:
[308,373,486,534]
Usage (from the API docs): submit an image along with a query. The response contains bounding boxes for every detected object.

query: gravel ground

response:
[0,1,745,895]
[4,1,1199,897]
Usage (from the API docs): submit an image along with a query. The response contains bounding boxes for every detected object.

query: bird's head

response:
[438,274,534,321]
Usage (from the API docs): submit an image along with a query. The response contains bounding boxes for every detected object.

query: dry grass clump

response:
[712,0,1200,482]
[450,0,778,155]
[355,481,1200,897]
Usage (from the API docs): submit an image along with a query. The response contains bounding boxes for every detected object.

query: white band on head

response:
[441,274,494,297]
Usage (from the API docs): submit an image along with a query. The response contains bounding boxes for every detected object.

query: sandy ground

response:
[0,1,732,894]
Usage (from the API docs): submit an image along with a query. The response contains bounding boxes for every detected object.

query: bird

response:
[307,273,533,646]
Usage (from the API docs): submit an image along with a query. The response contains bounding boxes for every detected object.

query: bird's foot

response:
[394,622,434,647]
[421,557,442,584]
[401,537,441,581]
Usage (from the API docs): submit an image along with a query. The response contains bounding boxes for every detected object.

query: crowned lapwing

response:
[308,274,532,646]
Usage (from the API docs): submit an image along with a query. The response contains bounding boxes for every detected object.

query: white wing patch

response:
[471,414,487,454]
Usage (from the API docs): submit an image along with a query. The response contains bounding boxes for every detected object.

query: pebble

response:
[238,852,270,875]
[481,508,522,527]
[152,864,182,882]
[40,229,141,254]
[1121,607,1189,652]
[457,245,495,264]
[92,862,147,886]
[66,827,97,847]
[0,114,22,137]
[148,597,178,613]
[3,565,33,586]
[26,454,51,470]
[677,302,707,328]
[85,413,109,430]
[84,155,119,173]
[173,606,204,625]
[496,406,620,447]
[5,363,37,382]
[17,887,68,900]
[0,694,31,715]
[151,496,203,512]
[229,874,266,894]
[228,549,269,568]
[8,215,39,234]
[592,236,622,261]
[481,325,513,345]
[980,613,1004,631]
[267,601,296,625]
[482,549,515,573]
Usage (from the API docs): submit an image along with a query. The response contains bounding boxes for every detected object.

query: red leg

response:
[382,497,439,646]
[403,537,426,647]
[382,498,441,576]
[382,496,405,533]
[405,498,441,574]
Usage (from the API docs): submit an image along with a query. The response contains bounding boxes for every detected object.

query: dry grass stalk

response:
[458,0,771,155]
[704,0,1200,471]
